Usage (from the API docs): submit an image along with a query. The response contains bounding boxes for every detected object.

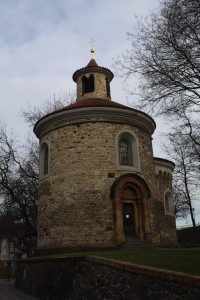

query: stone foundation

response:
[16,256,200,300]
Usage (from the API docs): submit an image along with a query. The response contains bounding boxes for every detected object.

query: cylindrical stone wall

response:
[152,158,177,245]
[76,73,111,101]
[37,121,156,249]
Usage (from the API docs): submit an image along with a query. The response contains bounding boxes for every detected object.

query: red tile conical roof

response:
[65,98,129,110]
[86,59,99,67]
[72,59,114,82]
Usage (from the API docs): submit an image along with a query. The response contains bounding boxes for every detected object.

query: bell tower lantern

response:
[72,48,114,102]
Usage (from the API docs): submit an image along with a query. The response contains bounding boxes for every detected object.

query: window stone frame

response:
[164,190,174,216]
[40,141,50,179]
[116,130,140,172]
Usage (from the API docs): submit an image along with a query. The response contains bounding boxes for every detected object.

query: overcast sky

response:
[0,0,167,151]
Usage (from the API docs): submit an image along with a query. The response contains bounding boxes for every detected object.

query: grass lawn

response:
[21,228,200,277]
[32,248,200,277]
[89,248,200,276]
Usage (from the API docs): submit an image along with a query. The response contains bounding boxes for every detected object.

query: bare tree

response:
[173,181,190,220]
[0,89,75,256]
[21,89,76,127]
[164,129,198,227]
[115,0,200,146]
[0,127,38,256]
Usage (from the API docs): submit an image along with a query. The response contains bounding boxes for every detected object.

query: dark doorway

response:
[122,203,134,235]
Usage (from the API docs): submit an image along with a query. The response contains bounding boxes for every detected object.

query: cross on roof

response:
[90,38,96,59]
[90,37,96,48]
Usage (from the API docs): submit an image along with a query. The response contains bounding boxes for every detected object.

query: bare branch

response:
[20,89,76,127]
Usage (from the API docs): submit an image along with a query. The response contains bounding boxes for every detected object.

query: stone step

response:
[120,242,152,249]
[120,235,152,249]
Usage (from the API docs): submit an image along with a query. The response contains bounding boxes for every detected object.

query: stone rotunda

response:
[34,49,177,252]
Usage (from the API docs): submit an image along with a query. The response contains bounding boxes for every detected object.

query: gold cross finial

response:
[90,37,96,59]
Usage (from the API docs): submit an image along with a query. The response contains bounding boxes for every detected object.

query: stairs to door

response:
[120,235,152,249]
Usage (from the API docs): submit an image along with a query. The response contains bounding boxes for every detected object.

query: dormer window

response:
[82,74,94,94]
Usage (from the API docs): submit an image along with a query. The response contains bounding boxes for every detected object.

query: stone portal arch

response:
[110,173,151,244]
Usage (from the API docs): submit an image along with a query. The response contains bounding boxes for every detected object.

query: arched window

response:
[106,77,110,98]
[116,131,140,170]
[82,76,87,94]
[164,191,174,215]
[82,74,94,94]
[165,194,170,211]
[44,145,49,175]
[40,142,49,176]
[119,138,133,166]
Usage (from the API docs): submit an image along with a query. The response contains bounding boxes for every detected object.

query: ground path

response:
[0,279,39,300]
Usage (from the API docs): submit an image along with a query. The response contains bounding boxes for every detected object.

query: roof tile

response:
[65,98,129,110]
[86,59,99,68]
